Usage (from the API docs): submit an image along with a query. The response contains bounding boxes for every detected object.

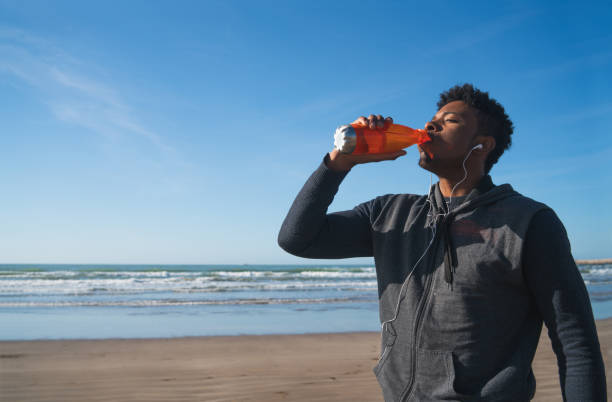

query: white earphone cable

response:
[379,143,482,333]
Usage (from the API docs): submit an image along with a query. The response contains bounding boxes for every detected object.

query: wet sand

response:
[1,319,610,401]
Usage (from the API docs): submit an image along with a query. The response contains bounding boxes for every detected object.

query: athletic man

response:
[277,84,606,401]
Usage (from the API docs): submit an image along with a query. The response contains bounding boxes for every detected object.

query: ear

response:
[474,136,496,155]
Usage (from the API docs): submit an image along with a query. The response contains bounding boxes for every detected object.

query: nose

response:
[425,120,440,133]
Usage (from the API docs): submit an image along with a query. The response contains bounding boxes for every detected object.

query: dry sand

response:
[1,319,610,402]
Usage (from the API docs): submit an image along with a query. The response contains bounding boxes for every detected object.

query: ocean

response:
[1,263,610,340]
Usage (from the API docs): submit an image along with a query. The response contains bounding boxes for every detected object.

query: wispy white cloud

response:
[50,68,123,109]
[0,27,180,161]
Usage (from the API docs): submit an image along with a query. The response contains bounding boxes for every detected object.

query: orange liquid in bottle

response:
[350,122,431,155]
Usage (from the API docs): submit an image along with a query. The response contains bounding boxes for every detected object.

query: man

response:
[277,84,606,401]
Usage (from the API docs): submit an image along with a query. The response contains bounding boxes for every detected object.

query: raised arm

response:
[277,115,405,259]
[523,209,607,401]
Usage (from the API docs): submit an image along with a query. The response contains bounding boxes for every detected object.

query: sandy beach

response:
[1,319,610,402]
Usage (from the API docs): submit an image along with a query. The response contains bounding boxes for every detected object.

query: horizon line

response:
[0,259,611,266]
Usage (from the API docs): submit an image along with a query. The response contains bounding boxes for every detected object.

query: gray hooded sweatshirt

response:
[277,158,606,401]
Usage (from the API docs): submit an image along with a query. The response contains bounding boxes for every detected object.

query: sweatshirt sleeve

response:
[523,209,607,401]
[277,155,375,259]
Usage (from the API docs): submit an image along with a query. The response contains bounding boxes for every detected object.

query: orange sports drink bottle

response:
[334,121,431,155]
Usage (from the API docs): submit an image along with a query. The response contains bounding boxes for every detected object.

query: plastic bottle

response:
[334,122,431,155]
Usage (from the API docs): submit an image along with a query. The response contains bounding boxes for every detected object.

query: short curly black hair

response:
[437,83,513,173]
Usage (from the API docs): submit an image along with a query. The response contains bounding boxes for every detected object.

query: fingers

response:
[367,114,386,129]
[368,114,376,128]
[354,114,392,129]
[354,116,368,126]
[384,116,393,129]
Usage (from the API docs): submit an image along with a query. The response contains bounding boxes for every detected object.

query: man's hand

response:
[326,114,406,172]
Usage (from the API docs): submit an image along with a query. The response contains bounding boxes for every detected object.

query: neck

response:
[438,172,485,197]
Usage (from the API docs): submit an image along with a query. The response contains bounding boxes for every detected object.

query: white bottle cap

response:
[333,125,357,154]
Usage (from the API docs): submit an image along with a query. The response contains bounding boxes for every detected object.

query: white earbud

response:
[472,144,483,150]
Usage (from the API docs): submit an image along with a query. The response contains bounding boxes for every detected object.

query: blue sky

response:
[0,0,610,264]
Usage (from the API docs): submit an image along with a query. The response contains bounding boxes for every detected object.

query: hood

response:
[430,174,518,218]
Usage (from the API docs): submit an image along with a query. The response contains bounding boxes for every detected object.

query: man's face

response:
[417,100,480,176]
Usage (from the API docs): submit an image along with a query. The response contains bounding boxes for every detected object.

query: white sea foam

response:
[580,267,612,276]
[0,276,377,295]
[1,264,607,308]
[0,268,375,280]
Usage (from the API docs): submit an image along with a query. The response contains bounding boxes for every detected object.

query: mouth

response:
[418,143,434,160]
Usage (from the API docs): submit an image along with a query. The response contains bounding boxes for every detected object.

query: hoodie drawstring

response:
[435,213,456,288]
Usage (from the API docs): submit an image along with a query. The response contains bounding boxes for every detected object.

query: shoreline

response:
[2,319,609,401]
[576,258,612,265]
[2,316,611,343]
[0,330,380,343]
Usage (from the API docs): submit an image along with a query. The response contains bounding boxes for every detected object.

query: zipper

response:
[399,220,443,401]
[375,343,392,375]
